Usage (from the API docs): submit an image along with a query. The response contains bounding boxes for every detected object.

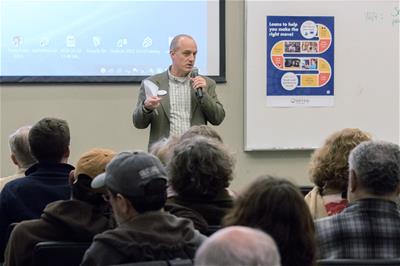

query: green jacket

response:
[132,70,225,149]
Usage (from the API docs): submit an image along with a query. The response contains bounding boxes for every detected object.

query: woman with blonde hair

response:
[305,128,371,219]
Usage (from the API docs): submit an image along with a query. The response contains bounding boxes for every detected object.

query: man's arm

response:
[197,77,225,125]
[132,81,156,129]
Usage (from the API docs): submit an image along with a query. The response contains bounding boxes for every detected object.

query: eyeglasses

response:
[102,193,111,202]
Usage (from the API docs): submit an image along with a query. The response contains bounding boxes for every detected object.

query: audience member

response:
[223,176,316,266]
[0,126,37,191]
[180,125,223,143]
[149,134,179,166]
[315,140,400,259]
[194,226,281,266]
[81,151,206,266]
[0,117,73,261]
[166,136,234,231]
[305,128,371,219]
[3,148,116,266]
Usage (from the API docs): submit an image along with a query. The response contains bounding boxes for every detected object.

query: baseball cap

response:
[91,151,167,197]
[74,148,117,179]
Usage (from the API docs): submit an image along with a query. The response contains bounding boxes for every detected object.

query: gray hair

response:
[9,126,37,168]
[195,226,281,266]
[169,34,194,51]
[349,140,400,195]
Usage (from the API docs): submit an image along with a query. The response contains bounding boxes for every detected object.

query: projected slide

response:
[0,0,222,82]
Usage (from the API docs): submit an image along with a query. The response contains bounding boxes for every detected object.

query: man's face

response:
[170,37,197,77]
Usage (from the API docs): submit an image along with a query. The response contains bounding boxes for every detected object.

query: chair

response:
[168,258,193,266]
[299,186,313,196]
[204,225,222,236]
[317,258,400,266]
[32,241,91,266]
[111,261,168,266]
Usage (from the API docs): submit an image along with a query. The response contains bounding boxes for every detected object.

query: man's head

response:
[194,226,281,266]
[29,117,70,163]
[169,34,197,77]
[91,151,167,224]
[8,126,37,170]
[347,140,400,202]
[70,148,116,204]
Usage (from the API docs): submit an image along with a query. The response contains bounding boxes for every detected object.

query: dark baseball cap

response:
[91,151,167,197]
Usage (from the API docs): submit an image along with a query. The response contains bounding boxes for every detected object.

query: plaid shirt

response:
[315,198,400,259]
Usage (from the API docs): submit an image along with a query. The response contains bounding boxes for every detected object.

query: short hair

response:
[149,135,180,165]
[180,125,223,143]
[349,140,400,195]
[194,226,281,266]
[223,176,316,266]
[109,179,167,214]
[8,126,37,168]
[309,128,371,192]
[168,136,234,198]
[169,34,195,52]
[29,117,70,162]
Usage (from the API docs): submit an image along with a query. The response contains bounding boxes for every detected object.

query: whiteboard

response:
[245,0,400,150]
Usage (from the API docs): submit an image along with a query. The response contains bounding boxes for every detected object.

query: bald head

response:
[195,226,281,266]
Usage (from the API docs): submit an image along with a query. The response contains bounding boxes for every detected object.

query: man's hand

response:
[144,96,161,110]
[190,76,207,91]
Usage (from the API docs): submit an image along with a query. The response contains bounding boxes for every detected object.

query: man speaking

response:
[132,34,225,149]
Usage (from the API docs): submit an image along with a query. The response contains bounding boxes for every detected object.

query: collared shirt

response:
[315,198,400,259]
[168,69,191,136]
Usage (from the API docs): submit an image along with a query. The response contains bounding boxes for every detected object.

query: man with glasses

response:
[81,151,206,266]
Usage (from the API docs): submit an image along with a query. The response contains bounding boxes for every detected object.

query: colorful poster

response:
[266,16,334,107]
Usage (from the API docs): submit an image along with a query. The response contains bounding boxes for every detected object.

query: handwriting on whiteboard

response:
[365,7,399,26]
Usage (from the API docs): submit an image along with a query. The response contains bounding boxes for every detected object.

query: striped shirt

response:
[168,70,191,136]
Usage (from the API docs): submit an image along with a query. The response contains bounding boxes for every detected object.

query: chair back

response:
[32,241,91,266]
[318,258,400,266]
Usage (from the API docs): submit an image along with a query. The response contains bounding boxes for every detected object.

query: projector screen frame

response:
[0,0,226,84]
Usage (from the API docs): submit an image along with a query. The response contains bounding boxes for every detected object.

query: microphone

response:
[190,67,203,98]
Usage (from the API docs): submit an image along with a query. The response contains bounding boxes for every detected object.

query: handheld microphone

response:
[190,67,203,98]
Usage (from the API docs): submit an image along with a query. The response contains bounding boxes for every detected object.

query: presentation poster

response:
[266,16,334,107]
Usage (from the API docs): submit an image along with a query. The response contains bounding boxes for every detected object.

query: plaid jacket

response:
[315,198,400,259]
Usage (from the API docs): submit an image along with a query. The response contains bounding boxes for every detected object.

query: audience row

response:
[0,118,399,266]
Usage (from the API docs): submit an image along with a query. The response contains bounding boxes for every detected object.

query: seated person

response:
[305,128,371,219]
[195,226,281,266]
[316,141,400,259]
[0,117,73,261]
[1,125,37,191]
[166,136,234,232]
[4,148,116,266]
[223,176,316,266]
[81,151,206,266]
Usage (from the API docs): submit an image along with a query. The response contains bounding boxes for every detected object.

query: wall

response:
[0,1,313,191]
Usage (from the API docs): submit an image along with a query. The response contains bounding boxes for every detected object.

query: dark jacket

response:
[4,199,111,266]
[0,163,73,260]
[166,189,234,227]
[80,211,206,266]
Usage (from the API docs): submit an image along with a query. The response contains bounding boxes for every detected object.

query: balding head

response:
[195,226,281,266]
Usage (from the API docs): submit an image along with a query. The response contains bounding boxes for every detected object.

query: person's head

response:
[91,151,167,225]
[194,226,281,266]
[168,136,234,199]
[29,117,70,163]
[169,34,197,77]
[309,128,371,193]
[223,176,316,266]
[149,135,180,165]
[70,148,116,205]
[180,125,223,143]
[8,125,37,170]
[347,140,400,202]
